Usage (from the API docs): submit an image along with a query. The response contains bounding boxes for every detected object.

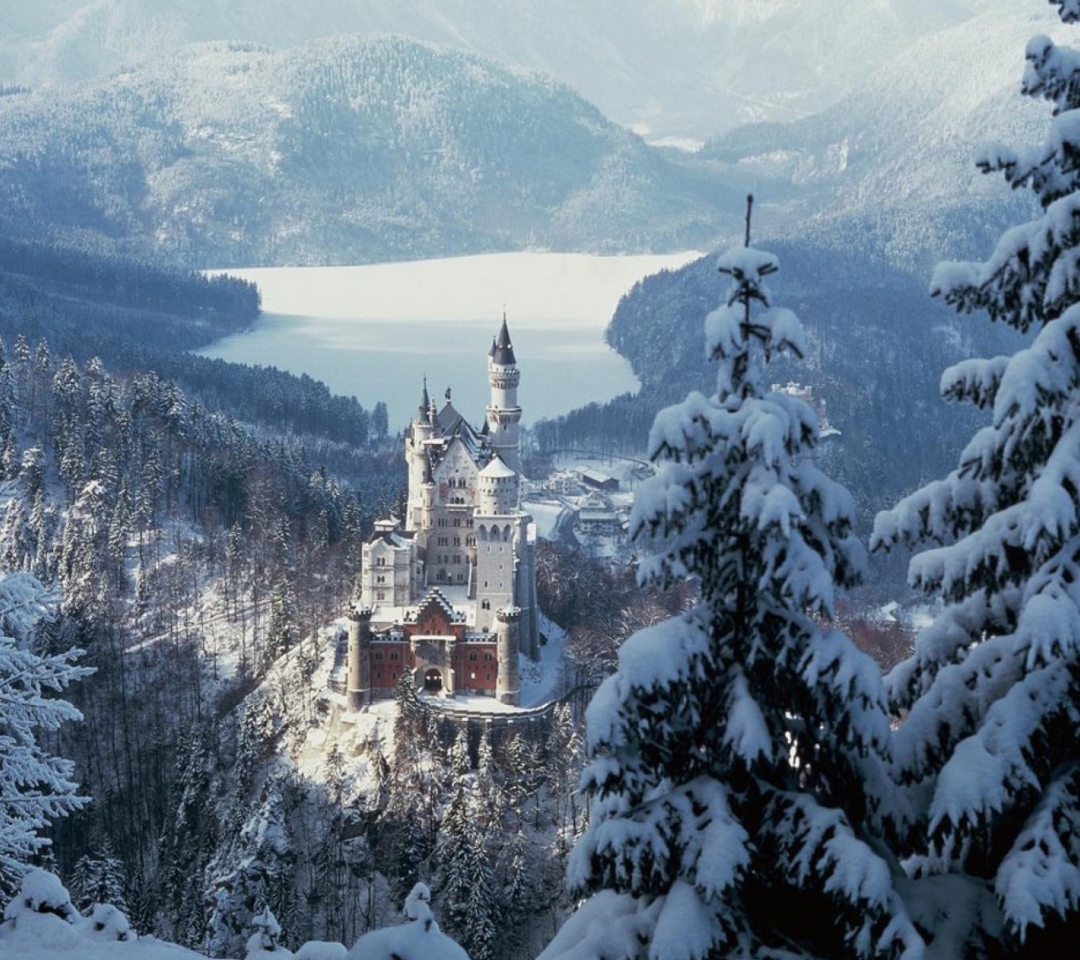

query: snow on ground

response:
[523,500,564,540]
[0,870,407,960]
[1,869,209,960]
[521,615,568,706]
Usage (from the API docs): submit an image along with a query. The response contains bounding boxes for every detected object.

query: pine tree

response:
[439,779,498,960]
[69,839,128,913]
[0,608,92,897]
[0,337,17,480]
[871,7,1080,953]
[542,200,921,960]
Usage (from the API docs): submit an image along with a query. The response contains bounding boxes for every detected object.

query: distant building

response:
[575,507,622,538]
[346,318,539,708]
[578,468,619,492]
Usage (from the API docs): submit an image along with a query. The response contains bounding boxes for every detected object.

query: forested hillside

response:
[0,36,740,267]
[533,240,1027,541]
[0,0,984,142]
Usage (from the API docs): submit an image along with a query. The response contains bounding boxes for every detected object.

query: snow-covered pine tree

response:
[69,838,127,913]
[438,779,497,960]
[0,601,92,898]
[541,199,921,960]
[871,5,1080,953]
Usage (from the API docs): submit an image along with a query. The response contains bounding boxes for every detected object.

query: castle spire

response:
[419,375,430,419]
[492,312,517,365]
[486,313,522,479]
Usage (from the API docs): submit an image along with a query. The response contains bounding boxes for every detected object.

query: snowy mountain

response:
[0,0,1016,141]
[0,34,740,266]
[703,5,1070,272]
[1,3,1066,268]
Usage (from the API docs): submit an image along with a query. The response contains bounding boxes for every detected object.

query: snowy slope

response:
[0,0,1014,140]
[704,3,1071,271]
[0,34,739,265]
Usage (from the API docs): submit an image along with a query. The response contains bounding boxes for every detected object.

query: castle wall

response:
[368,639,410,696]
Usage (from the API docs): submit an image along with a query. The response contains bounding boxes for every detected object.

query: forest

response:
[3,2,1080,959]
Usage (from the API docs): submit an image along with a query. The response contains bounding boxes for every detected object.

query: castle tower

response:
[495,606,521,705]
[405,378,436,532]
[346,607,373,710]
[486,316,523,479]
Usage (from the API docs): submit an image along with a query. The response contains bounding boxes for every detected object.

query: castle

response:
[345,317,540,708]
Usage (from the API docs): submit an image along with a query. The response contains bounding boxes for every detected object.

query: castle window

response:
[469,652,478,661]
[457,573,465,582]
[376,575,386,584]
[376,591,386,600]
[485,653,494,662]
[454,537,461,547]
[376,557,386,566]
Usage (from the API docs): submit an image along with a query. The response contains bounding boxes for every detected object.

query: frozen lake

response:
[201,251,701,430]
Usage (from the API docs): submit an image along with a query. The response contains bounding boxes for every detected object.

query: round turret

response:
[347,606,374,710]
[486,316,523,475]
[495,606,521,705]
[477,455,518,515]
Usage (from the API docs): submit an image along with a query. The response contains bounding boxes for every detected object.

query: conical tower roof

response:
[418,375,430,419]
[492,314,516,365]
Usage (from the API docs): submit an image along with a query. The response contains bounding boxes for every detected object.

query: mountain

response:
[0,0,1010,142]
[0,35,741,266]
[700,5,1069,274]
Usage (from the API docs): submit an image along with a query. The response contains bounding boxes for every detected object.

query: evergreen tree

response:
[260,580,298,675]
[439,779,498,960]
[0,337,17,480]
[542,200,920,960]
[872,7,1080,953]
[0,605,92,897]
[69,838,128,913]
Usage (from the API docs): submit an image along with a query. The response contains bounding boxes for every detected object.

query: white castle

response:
[346,317,540,708]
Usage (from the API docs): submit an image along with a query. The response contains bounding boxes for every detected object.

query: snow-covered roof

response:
[479,455,516,479]
[369,585,477,629]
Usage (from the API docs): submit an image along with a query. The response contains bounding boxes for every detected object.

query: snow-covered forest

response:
[3,1,1080,959]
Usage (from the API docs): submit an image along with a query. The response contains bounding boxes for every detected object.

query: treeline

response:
[0,238,385,461]
[548,243,1028,530]
[0,237,260,321]
[531,392,661,462]
[87,656,586,958]
[0,338,402,921]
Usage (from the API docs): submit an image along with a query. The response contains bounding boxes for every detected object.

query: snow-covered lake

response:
[201,251,702,430]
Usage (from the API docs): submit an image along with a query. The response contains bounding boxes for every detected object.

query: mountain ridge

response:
[1,0,1014,140]
[0,34,740,266]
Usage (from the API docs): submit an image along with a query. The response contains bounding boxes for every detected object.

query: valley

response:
[3,1,1080,958]
[199,251,700,429]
